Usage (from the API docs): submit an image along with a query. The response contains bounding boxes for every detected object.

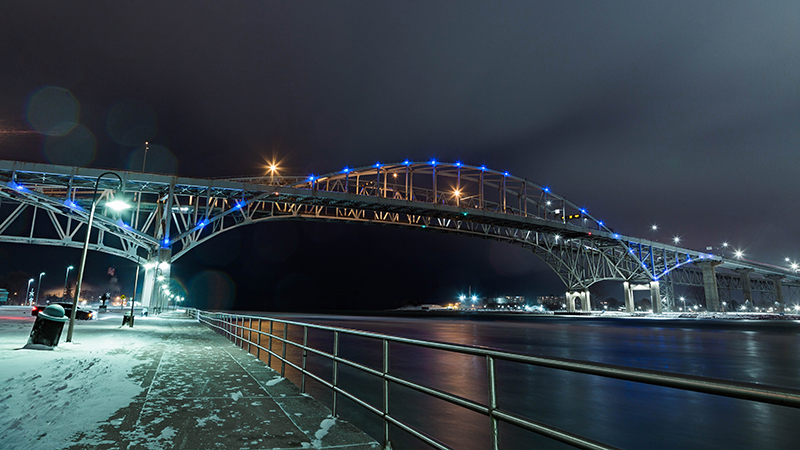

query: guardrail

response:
[187,308,800,450]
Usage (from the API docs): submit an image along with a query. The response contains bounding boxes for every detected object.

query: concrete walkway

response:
[0,307,379,450]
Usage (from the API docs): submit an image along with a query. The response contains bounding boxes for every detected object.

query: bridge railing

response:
[191,309,800,449]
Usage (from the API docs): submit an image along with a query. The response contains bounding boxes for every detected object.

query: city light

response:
[734,250,744,259]
[651,224,658,231]
[673,236,680,244]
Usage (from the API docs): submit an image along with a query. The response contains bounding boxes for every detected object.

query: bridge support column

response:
[623,282,634,313]
[650,281,662,314]
[767,275,785,313]
[698,261,722,312]
[582,290,591,312]
[735,268,754,311]
[566,291,575,312]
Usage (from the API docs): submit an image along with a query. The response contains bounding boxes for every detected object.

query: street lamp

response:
[63,265,74,300]
[26,278,34,305]
[35,272,45,305]
[680,296,686,312]
[67,172,131,342]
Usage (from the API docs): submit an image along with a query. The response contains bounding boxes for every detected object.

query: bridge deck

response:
[0,307,379,450]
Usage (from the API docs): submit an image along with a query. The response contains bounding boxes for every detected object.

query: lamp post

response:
[680,296,686,312]
[63,265,74,300]
[128,260,143,327]
[26,278,34,305]
[67,172,131,342]
[34,272,45,305]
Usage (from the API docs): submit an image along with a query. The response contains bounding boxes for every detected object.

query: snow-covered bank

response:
[0,308,161,449]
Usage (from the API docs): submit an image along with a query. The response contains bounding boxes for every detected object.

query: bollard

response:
[26,304,69,349]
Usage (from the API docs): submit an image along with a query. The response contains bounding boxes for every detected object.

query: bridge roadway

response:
[0,307,379,449]
[0,159,798,313]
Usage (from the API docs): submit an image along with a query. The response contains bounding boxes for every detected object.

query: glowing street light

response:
[63,265,74,299]
[734,250,744,259]
[673,236,680,244]
[67,172,131,342]
[651,224,658,231]
[35,272,45,306]
[680,296,686,311]
[25,278,34,306]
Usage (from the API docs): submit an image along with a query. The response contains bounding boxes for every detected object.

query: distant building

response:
[486,295,526,309]
[537,295,566,310]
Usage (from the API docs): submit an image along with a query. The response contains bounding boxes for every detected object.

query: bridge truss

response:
[0,159,797,311]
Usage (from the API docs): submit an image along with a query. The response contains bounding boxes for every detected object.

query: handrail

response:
[187,308,800,449]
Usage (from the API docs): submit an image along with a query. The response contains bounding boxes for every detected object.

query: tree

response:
[63,281,74,300]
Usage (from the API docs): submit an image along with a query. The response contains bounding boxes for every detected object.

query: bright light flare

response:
[734,250,744,259]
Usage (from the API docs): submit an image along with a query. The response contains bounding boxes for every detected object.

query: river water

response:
[244,312,800,449]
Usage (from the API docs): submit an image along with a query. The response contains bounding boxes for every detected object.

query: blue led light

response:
[163,237,170,247]
[308,175,315,182]
[430,159,437,165]
[403,160,410,165]
[580,208,586,214]
[613,233,620,239]
[543,187,550,193]
[480,165,487,171]
[342,167,350,173]
[598,221,604,226]
[503,171,509,176]
[455,161,462,167]
[374,162,381,168]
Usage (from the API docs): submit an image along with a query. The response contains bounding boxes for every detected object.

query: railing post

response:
[248,318,252,353]
[268,321,273,367]
[383,338,391,449]
[301,326,308,393]
[281,322,288,377]
[487,355,499,450]
[332,330,339,417]
[256,319,261,360]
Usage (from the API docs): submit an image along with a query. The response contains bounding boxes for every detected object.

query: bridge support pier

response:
[566,290,591,313]
[735,268,754,311]
[623,282,634,313]
[698,261,722,312]
[767,275,785,313]
[650,281,662,314]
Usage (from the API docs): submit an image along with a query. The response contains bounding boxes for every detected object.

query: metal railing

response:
[188,309,800,450]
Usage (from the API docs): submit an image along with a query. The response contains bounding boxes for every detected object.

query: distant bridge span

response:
[0,159,797,312]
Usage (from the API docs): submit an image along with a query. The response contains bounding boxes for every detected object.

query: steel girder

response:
[0,159,798,293]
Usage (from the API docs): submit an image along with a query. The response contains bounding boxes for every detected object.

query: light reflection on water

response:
[243,313,800,449]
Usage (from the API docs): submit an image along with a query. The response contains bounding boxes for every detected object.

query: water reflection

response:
[237,313,800,449]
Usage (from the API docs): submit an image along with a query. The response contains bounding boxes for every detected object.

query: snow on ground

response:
[0,306,159,449]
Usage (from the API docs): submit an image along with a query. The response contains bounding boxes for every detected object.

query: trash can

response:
[122,312,134,327]
[27,304,69,348]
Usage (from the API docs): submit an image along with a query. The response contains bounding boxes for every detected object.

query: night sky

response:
[1,2,798,310]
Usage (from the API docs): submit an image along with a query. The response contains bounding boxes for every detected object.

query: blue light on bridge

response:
[342,167,350,173]
[598,221,604,226]
[580,208,586,214]
[234,201,245,210]
[613,233,620,239]
[543,186,550,193]
[430,159,437,165]
[308,175,316,182]
[503,171,509,177]
[63,199,82,210]
[374,162,381,168]
[480,165,487,171]
[199,219,209,228]
[455,161,462,167]
[162,237,170,247]
[7,181,26,191]
[403,160,411,166]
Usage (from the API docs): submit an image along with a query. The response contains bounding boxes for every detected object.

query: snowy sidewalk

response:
[0,306,379,450]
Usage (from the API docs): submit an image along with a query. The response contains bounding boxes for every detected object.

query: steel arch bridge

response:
[1,159,797,312]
